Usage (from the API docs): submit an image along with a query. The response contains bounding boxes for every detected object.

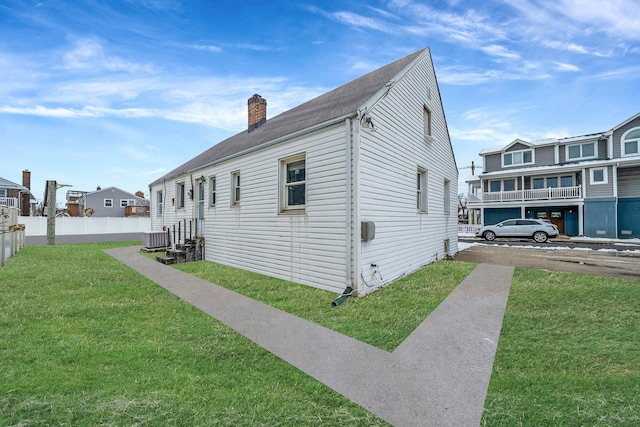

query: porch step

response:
[157,255,176,265]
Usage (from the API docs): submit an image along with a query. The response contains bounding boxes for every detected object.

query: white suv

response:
[476,219,560,243]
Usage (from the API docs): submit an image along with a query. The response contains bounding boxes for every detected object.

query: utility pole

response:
[45,180,72,245]
[46,180,56,245]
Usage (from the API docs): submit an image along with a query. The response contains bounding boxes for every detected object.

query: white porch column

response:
[578,204,584,236]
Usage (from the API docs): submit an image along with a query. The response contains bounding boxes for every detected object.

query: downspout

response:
[334,116,356,307]
[344,117,353,292]
[353,112,362,295]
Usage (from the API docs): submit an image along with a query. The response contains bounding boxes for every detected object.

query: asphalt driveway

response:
[455,242,640,280]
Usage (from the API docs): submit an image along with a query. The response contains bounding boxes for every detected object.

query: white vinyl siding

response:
[357,51,457,293]
[148,123,349,293]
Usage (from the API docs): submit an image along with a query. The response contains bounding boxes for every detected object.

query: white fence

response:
[21,216,151,237]
[458,224,482,235]
[1,205,25,266]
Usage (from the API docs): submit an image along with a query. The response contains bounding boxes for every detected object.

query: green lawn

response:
[482,269,640,426]
[1,242,638,425]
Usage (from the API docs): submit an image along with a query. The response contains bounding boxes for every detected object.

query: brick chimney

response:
[22,169,31,189]
[135,191,145,198]
[248,94,267,132]
[20,169,31,216]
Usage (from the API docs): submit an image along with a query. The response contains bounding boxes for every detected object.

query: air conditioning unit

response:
[142,231,168,249]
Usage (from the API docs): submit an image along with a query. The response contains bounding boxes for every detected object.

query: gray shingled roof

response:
[0,177,28,191]
[151,48,427,186]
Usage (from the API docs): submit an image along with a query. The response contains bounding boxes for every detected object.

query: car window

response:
[502,220,517,226]
[517,220,537,225]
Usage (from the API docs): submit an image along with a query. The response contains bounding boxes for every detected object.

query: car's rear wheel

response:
[483,230,496,241]
[533,231,548,243]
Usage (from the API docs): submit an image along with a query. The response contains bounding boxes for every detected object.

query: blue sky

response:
[2,0,639,203]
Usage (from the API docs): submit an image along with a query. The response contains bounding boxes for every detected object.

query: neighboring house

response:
[0,170,35,216]
[70,187,149,217]
[466,112,640,238]
[149,47,458,295]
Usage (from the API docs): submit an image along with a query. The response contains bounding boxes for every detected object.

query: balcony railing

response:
[468,186,581,204]
[0,197,19,208]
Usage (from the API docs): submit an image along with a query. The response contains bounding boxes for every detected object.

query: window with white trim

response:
[566,142,596,160]
[209,176,216,206]
[417,167,428,213]
[231,171,240,206]
[176,182,185,208]
[156,191,163,216]
[104,198,113,207]
[590,167,608,185]
[280,154,305,212]
[489,180,501,192]
[120,199,135,208]
[503,149,533,167]
[622,128,640,157]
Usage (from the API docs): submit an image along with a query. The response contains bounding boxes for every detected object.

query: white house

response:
[149,47,458,295]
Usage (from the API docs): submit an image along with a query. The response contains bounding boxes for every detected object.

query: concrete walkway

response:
[105,246,514,427]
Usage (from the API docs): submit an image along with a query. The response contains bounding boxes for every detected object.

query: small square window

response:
[104,199,113,207]
[590,167,608,185]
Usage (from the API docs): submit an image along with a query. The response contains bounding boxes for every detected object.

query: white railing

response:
[468,186,581,204]
[0,197,19,208]
[1,205,25,266]
[457,224,482,234]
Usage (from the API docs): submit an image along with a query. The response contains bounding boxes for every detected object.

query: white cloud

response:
[61,38,154,73]
[542,0,640,40]
[190,44,222,53]
[554,62,580,72]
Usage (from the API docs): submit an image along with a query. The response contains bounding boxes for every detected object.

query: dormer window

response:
[502,149,533,167]
[566,142,596,161]
[622,128,640,157]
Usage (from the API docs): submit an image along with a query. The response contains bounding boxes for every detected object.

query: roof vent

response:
[248,94,267,132]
